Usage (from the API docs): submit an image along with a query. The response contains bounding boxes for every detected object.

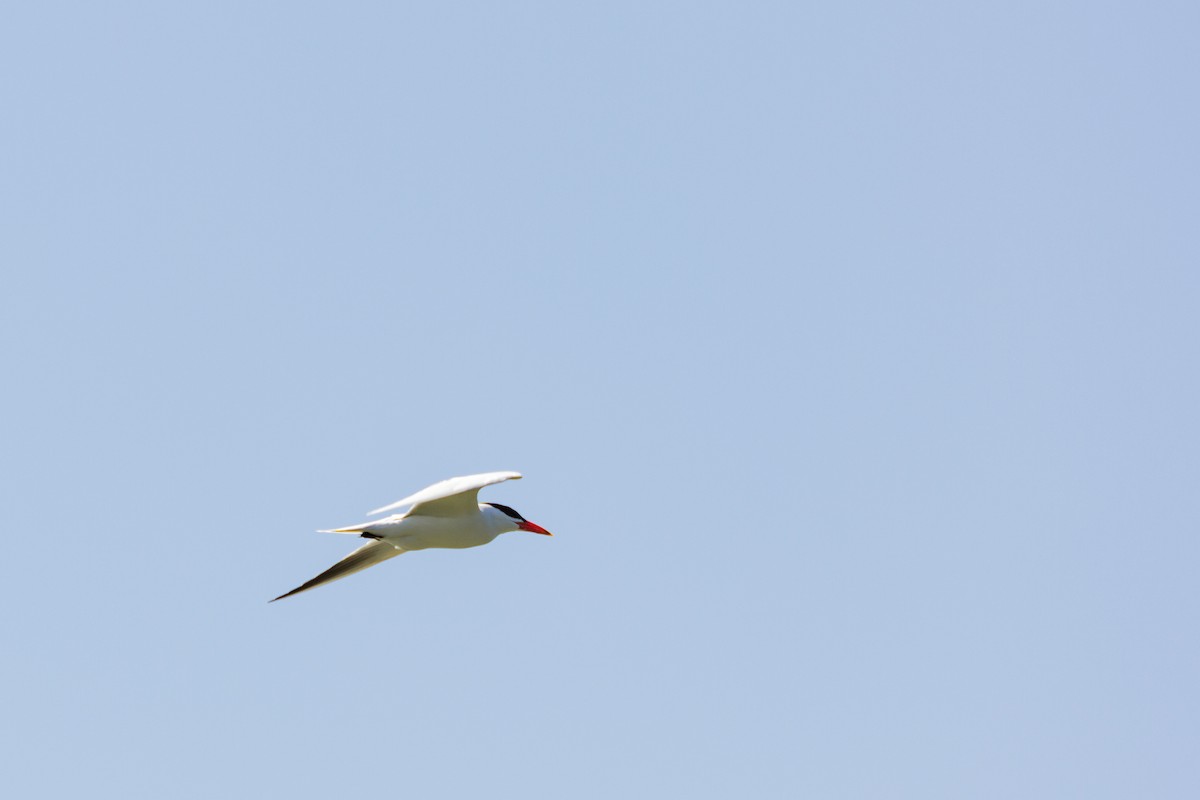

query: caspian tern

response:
[271,471,551,602]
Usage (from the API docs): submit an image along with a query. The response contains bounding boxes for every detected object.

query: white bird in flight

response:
[272,471,552,602]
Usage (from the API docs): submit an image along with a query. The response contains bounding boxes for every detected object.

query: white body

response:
[335,504,520,551]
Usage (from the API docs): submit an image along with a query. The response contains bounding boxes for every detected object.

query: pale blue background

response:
[3,2,1197,797]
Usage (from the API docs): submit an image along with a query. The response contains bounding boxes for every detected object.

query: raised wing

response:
[367,471,522,517]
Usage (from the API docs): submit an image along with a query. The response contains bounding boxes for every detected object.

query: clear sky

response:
[3,2,1198,797]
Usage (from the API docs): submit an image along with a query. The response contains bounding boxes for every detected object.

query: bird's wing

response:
[271,540,404,602]
[367,471,522,517]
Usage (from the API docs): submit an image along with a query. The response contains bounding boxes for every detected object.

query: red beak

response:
[518,520,553,536]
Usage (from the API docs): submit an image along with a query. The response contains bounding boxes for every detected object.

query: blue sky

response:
[3,2,1198,797]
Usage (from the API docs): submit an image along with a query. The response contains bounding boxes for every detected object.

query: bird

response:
[271,471,551,602]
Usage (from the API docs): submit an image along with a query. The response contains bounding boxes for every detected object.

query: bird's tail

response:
[317,521,375,534]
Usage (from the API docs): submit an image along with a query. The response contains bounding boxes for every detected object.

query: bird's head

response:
[482,502,553,536]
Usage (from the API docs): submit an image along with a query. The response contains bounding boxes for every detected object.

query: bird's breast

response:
[382,514,499,551]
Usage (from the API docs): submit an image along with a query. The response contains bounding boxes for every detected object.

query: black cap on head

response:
[484,502,525,522]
